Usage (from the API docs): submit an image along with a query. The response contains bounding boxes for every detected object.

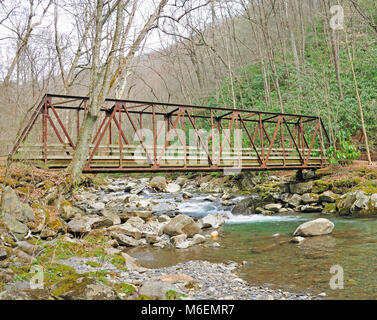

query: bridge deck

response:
[11,94,330,172]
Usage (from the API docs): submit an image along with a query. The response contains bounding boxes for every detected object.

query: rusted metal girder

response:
[11,93,331,172]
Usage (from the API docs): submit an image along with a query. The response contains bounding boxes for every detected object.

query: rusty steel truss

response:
[11,93,330,172]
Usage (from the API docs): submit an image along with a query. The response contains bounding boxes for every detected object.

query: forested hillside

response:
[1,0,376,162]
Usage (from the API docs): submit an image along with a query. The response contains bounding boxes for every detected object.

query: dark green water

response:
[129,213,377,299]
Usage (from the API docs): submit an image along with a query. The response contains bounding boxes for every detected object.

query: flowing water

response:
[124,189,377,300]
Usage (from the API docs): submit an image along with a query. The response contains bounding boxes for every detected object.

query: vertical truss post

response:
[152,104,157,169]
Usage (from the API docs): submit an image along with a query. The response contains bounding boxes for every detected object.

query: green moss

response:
[312,179,331,193]
[323,203,337,213]
[111,255,127,271]
[44,263,78,286]
[136,295,151,300]
[165,290,187,300]
[85,261,101,268]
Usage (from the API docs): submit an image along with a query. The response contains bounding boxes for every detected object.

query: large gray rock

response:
[107,223,142,240]
[121,252,147,273]
[287,194,302,208]
[150,176,167,191]
[67,216,112,233]
[2,213,29,240]
[293,218,334,237]
[301,193,319,204]
[231,196,254,215]
[166,183,181,193]
[110,232,139,247]
[289,181,313,195]
[319,191,338,203]
[197,214,225,229]
[1,187,34,223]
[138,281,179,300]
[101,209,121,225]
[163,214,201,237]
[264,203,283,212]
[51,276,117,300]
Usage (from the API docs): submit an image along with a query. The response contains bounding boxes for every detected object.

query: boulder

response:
[289,181,313,195]
[121,252,147,273]
[2,214,29,240]
[171,234,191,249]
[110,232,139,247]
[51,275,117,300]
[301,193,319,204]
[197,214,225,229]
[231,196,254,215]
[191,234,206,245]
[60,204,82,221]
[67,216,112,234]
[163,214,201,237]
[16,241,43,256]
[108,223,142,240]
[119,209,151,220]
[1,187,34,223]
[287,194,302,208]
[293,218,334,237]
[319,191,338,203]
[138,281,179,300]
[175,176,187,187]
[101,209,121,225]
[166,183,181,193]
[160,274,194,285]
[150,176,167,191]
[264,203,283,212]
[290,236,305,243]
[300,205,323,213]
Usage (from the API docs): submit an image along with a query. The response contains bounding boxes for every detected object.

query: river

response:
[111,186,377,300]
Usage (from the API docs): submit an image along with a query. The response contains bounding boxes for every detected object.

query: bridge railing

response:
[11,93,330,172]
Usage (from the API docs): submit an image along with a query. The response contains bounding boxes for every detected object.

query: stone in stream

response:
[171,234,191,249]
[293,218,334,237]
[231,196,254,215]
[290,236,305,243]
[121,252,147,273]
[264,203,283,212]
[197,214,225,229]
[166,183,181,193]
[191,234,206,245]
[163,214,202,237]
[149,176,167,191]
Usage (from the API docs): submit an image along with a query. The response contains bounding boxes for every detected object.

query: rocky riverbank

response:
[0,163,376,300]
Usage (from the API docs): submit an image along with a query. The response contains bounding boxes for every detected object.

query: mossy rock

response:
[51,274,117,300]
[315,168,333,176]
[312,180,332,194]
[323,203,337,214]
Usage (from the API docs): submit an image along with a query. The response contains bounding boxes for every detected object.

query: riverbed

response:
[117,186,377,300]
